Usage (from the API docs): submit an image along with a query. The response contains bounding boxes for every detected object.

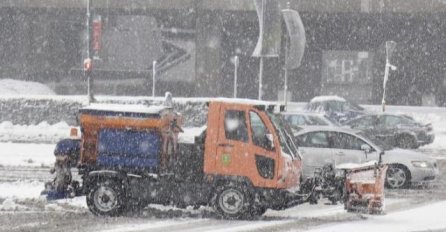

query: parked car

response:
[282,112,339,130]
[305,96,365,123]
[294,127,438,189]
[345,113,435,149]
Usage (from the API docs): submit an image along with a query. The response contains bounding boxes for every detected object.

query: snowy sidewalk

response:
[306,201,446,232]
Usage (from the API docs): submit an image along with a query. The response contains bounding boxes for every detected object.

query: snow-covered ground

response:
[0,101,445,231]
[306,200,446,232]
[0,79,55,96]
[0,142,55,167]
[0,121,74,143]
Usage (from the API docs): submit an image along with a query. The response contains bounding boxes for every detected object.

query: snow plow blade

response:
[340,162,388,214]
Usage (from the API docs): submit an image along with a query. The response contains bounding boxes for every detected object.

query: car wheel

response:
[397,135,418,149]
[87,179,126,216]
[386,165,411,189]
[213,183,253,219]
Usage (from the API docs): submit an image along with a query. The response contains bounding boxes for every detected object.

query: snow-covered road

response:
[0,142,445,232]
[1,102,446,232]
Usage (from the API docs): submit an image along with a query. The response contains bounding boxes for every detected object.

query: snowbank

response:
[0,142,55,167]
[0,121,73,143]
[0,180,43,199]
[0,79,55,96]
[0,198,29,211]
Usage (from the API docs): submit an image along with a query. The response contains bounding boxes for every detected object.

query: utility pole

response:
[84,0,94,103]
[283,37,289,106]
[382,41,397,112]
[233,56,239,98]
[152,60,157,98]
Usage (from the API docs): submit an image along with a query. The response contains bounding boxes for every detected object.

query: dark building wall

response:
[290,11,446,105]
[0,2,445,105]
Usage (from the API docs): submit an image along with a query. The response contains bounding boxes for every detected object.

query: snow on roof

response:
[209,97,279,106]
[309,95,346,103]
[82,103,167,114]
[0,79,56,96]
[295,126,361,135]
[281,111,326,116]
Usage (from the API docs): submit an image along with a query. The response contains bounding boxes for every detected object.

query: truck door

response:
[247,110,278,188]
[214,105,278,188]
[215,106,252,179]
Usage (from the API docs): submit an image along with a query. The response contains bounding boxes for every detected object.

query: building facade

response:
[0,0,445,105]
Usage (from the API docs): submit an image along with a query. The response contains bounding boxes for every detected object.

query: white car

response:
[282,112,339,129]
[295,127,439,189]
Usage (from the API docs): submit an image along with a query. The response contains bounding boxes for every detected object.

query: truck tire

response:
[213,183,253,220]
[87,179,126,216]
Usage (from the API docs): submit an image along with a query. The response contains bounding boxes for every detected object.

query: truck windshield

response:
[267,113,299,159]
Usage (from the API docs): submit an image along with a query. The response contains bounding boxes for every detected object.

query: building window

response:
[321,50,374,103]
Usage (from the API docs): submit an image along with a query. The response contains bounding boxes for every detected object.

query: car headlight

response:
[411,161,431,168]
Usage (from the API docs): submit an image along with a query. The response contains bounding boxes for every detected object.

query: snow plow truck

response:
[48,99,386,219]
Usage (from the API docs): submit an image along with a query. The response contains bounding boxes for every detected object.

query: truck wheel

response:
[87,179,126,216]
[213,184,252,220]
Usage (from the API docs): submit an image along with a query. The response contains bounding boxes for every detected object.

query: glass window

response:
[250,111,273,150]
[384,116,401,127]
[269,113,299,158]
[351,116,375,129]
[330,132,367,150]
[286,115,307,126]
[300,132,329,148]
[224,110,248,142]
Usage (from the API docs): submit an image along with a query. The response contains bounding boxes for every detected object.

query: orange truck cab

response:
[77,100,316,219]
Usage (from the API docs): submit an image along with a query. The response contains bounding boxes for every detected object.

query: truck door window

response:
[224,110,248,142]
[249,111,274,151]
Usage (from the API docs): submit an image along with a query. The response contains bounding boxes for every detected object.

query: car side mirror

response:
[361,144,371,153]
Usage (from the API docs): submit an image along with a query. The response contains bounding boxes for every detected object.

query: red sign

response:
[92,16,102,53]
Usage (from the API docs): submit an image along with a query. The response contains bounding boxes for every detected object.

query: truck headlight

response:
[411,161,431,168]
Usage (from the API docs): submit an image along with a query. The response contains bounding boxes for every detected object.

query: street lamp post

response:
[382,41,397,112]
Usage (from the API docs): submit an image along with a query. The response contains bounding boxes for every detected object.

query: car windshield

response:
[357,131,392,151]
[268,113,299,159]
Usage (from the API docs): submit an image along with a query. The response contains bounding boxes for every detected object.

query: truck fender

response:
[211,175,254,189]
[84,170,128,190]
